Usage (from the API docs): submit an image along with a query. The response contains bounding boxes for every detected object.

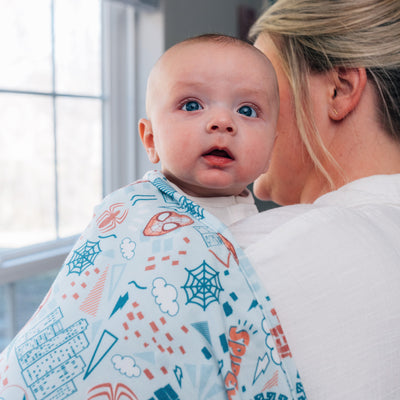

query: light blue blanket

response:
[0,171,306,400]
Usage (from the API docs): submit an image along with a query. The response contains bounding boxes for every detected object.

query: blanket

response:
[0,171,306,400]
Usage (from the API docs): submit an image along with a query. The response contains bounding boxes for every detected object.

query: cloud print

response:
[262,318,281,365]
[112,354,141,378]
[152,277,179,316]
[120,237,136,259]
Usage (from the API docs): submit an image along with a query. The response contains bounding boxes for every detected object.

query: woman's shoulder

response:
[232,174,400,249]
[230,203,315,248]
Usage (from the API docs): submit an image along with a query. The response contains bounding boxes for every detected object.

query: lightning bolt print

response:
[109,292,129,318]
[253,352,270,384]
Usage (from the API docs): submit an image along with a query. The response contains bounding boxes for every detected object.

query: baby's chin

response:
[183,184,247,198]
[183,180,247,198]
[164,169,251,197]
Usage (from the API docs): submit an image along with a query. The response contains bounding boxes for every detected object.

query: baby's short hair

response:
[180,33,256,50]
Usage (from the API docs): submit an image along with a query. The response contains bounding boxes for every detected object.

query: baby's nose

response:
[206,113,236,134]
[209,123,234,133]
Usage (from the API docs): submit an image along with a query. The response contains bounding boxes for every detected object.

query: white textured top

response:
[168,181,259,226]
[230,174,400,399]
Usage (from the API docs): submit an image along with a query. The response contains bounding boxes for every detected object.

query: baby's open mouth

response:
[203,148,234,160]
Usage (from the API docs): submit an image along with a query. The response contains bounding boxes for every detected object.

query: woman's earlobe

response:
[138,118,160,164]
[329,106,341,121]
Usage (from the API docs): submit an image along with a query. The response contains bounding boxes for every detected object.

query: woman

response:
[231,0,400,398]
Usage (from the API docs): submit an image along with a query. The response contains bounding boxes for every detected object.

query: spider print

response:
[97,203,129,233]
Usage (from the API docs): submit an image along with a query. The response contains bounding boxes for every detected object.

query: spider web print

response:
[67,240,101,275]
[182,261,223,310]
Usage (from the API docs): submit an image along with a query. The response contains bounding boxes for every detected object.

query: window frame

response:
[0,0,163,344]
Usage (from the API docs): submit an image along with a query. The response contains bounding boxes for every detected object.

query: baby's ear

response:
[138,118,160,164]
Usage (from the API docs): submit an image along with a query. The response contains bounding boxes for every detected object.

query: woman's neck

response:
[300,121,400,204]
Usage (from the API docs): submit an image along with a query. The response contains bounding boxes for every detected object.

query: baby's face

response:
[140,41,278,197]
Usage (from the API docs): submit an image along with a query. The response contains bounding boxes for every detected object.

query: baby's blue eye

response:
[182,101,202,112]
[237,105,257,118]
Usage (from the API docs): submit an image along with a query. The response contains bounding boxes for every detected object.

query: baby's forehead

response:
[162,39,266,65]
[146,39,278,113]
[153,40,275,83]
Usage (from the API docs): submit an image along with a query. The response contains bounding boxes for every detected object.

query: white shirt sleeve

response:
[230,190,400,399]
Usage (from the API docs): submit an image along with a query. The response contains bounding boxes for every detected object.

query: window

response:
[0,0,163,349]
[0,0,103,249]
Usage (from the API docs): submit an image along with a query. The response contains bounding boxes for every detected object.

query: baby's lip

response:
[202,147,234,160]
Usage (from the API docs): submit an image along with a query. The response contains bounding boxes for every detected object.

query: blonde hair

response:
[250,0,400,187]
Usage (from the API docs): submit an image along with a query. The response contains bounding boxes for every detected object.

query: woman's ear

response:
[328,67,367,121]
[138,118,160,164]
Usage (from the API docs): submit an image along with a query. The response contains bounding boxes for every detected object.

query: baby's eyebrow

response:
[169,80,210,92]
[237,87,268,96]
[233,88,272,103]
[168,81,276,106]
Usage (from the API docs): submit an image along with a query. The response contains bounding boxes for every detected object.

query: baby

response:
[0,35,305,400]
[139,33,279,225]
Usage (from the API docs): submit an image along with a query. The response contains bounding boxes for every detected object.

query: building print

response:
[15,307,89,400]
[15,308,65,354]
